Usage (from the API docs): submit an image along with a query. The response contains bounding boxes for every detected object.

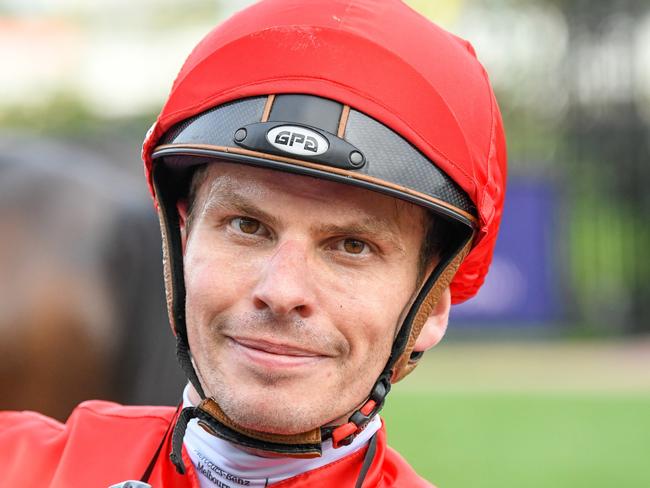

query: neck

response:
[182,384,382,486]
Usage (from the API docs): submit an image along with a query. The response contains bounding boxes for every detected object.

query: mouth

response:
[227,336,329,368]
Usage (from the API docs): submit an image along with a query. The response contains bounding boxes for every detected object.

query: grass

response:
[380,341,650,487]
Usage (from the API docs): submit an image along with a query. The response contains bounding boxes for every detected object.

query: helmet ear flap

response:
[156,205,176,337]
[391,237,472,383]
[412,287,451,352]
[153,163,206,400]
[152,164,187,339]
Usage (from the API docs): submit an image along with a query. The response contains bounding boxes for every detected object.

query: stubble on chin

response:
[189,309,354,435]
[199,350,386,435]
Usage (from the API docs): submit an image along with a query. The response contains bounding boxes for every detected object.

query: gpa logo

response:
[267,125,329,157]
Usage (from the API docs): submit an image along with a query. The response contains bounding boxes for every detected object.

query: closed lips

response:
[229,337,330,357]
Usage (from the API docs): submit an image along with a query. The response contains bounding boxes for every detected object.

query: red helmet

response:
[142,0,506,471]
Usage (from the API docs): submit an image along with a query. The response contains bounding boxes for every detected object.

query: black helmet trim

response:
[152,143,477,228]
[156,94,477,224]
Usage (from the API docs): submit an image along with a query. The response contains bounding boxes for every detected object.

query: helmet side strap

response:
[329,236,473,448]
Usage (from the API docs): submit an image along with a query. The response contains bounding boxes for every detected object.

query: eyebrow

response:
[202,184,281,230]
[315,219,406,253]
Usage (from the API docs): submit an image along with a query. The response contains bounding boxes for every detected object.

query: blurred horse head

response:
[0,133,183,420]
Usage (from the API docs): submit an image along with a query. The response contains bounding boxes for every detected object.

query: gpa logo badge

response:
[267,125,329,157]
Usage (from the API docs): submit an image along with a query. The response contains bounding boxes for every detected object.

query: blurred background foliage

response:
[1,1,649,486]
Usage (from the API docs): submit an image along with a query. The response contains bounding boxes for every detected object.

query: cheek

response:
[183,236,257,321]
[322,266,415,361]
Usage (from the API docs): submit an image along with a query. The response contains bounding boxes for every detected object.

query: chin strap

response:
[169,407,195,474]
[166,235,471,475]
[169,371,392,474]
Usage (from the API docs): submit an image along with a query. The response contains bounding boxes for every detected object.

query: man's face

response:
[182,163,427,435]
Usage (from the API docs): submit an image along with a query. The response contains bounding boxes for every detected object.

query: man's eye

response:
[231,217,264,235]
[341,238,369,255]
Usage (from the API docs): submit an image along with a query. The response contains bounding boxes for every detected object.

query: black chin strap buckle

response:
[330,372,391,448]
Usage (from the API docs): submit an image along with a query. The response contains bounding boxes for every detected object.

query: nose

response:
[252,240,315,319]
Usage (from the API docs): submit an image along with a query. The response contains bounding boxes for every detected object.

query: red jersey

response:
[0,401,433,487]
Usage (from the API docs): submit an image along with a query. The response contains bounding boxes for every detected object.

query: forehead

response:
[195,162,427,230]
